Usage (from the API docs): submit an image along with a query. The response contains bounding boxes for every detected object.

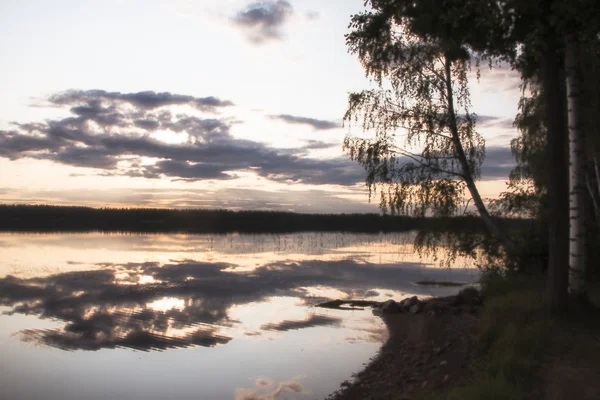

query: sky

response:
[0,0,523,213]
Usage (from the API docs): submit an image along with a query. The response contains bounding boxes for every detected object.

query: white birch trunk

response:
[586,158,600,225]
[565,33,587,299]
[443,58,517,255]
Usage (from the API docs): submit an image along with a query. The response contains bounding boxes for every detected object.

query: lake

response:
[0,232,478,400]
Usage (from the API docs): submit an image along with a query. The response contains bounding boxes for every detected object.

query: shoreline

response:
[324,294,481,400]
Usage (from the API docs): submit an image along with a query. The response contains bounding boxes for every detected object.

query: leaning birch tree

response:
[343,8,516,255]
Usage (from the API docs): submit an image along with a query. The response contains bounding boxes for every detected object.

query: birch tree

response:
[565,32,587,300]
[343,6,516,254]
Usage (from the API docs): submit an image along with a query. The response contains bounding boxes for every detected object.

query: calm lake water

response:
[0,232,477,400]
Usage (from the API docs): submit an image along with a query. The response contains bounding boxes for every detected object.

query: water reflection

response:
[1,255,475,352]
[0,232,477,400]
[236,377,307,400]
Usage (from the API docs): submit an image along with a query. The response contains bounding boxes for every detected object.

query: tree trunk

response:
[565,32,587,301]
[582,44,600,227]
[541,33,569,316]
[586,158,600,225]
[443,57,517,255]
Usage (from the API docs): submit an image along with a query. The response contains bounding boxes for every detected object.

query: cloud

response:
[272,381,304,397]
[270,114,340,130]
[476,114,515,131]
[260,314,341,332]
[481,146,515,179]
[235,378,305,400]
[306,11,319,20]
[49,90,234,112]
[0,90,514,199]
[1,90,366,186]
[476,63,522,93]
[232,1,293,44]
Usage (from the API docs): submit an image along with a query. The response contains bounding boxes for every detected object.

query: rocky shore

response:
[322,288,483,400]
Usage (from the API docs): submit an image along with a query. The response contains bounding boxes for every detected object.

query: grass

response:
[416,274,600,400]
[417,272,551,400]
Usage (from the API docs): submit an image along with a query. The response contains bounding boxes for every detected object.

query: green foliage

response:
[343,3,486,218]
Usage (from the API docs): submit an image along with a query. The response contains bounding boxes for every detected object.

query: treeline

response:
[0,204,530,234]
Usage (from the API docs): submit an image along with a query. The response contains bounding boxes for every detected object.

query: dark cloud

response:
[476,115,515,131]
[144,160,237,181]
[270,114,340,130]
[133,119,160,130]
[260,314,341,332]
[0,90,366,186]
[49,90,234,112]
[481,146,515,179]
[232,1,293,44]
[1,90,514,193]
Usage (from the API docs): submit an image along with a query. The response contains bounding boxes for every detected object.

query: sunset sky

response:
[0,0,523,213]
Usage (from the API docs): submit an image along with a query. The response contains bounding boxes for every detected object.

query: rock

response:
[398,297,408,310]
[423,302,441,314]
[382,299,400,313]
[448,295,461,306]
[457,287,482,306]
[400,296,419,311]
[409,301,423,314]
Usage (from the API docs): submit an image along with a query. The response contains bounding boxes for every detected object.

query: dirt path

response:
[326,304,480,400]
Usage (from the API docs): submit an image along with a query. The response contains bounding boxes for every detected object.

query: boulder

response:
[401,296,419,312]
[409,301,423,314]
[423,302,442,315]
[398,298,408,308]
[457,287,482,306]
[381,299,400,313]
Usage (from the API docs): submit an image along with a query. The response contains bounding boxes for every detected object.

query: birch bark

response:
[565,32,587,300]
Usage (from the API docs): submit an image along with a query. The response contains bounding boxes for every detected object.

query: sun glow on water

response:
[146,297,186,312]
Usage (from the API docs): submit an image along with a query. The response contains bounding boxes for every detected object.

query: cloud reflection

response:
[0,249,476,352]
[236,376,306,400]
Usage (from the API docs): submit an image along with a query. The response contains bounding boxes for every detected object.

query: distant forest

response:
[0,204,531,234]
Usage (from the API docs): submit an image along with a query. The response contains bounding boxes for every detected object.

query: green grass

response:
[417,273,551,400]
